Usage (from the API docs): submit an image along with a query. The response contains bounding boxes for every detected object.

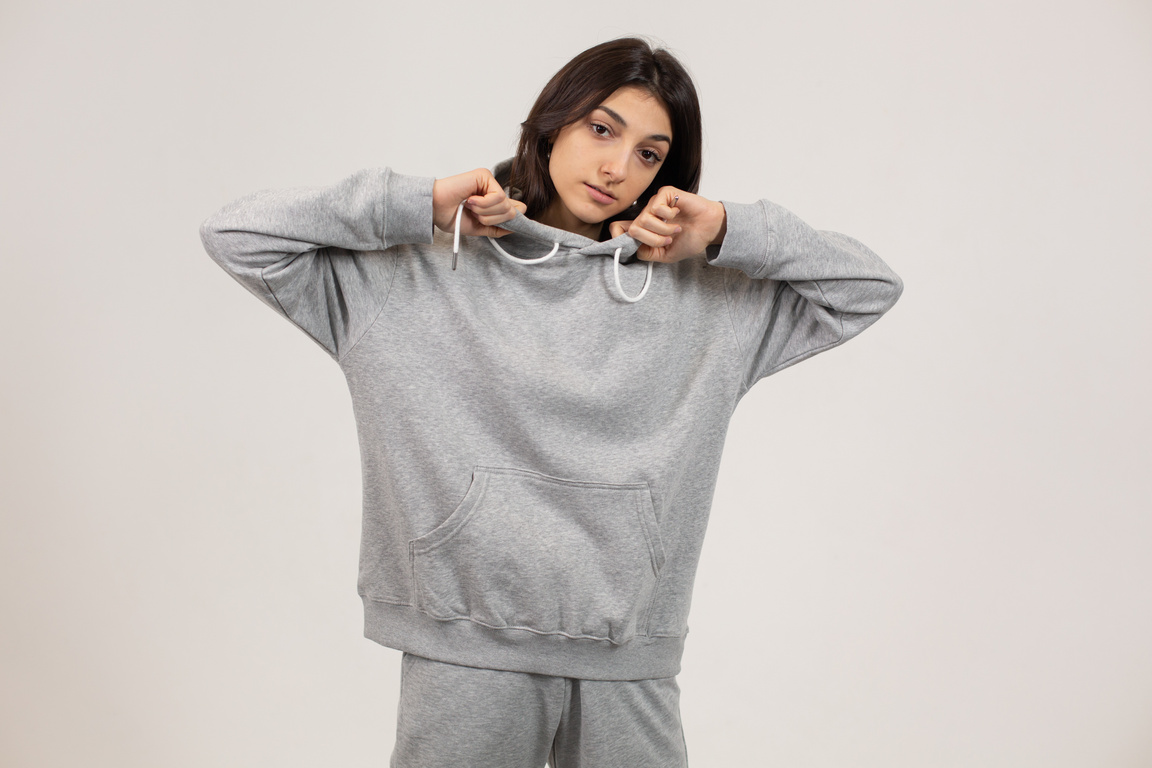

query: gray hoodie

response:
[200,167,902,681]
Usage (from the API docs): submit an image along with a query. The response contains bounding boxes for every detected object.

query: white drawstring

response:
[613,247,653,303]
[485,236,560,264]
[451,202,651,303]
[453,201,560,267]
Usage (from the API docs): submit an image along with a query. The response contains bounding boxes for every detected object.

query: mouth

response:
[584,183,616,204]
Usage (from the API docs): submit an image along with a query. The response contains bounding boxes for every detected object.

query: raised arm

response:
[707,199,902,386]
[199,168,434,358]
[615,188,903,388]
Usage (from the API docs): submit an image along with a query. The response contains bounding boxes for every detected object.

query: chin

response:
[578,201,622,225]
[551,188,621,233]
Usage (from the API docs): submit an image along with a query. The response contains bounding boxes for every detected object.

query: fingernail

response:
[675,227,682,234]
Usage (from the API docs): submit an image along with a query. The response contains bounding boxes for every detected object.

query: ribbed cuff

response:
[705,200,778,279]
[382,170,435,249]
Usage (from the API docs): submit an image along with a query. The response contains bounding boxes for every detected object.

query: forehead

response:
[597,86,673,138]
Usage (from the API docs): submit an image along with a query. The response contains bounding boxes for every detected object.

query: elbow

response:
[199,216,219,256]
[883,270,904,312]
[199,214,231,266]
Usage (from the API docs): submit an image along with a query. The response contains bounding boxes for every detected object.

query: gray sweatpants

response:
[390,653,689,768]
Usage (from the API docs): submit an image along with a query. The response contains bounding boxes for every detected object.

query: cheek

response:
[629,167,660,200]
[551,153,581,189]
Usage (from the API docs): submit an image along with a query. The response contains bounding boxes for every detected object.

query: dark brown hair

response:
[505,38,703,230]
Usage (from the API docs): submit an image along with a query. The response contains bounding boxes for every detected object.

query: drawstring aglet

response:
[451,201,466,271]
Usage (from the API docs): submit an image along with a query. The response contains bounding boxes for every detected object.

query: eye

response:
[639,149,663,165]
[590,122,611,137]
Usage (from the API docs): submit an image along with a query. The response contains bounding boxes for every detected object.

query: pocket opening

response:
[409,466,666,645]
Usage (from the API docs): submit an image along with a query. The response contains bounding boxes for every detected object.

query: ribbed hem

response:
[362,597,685,681]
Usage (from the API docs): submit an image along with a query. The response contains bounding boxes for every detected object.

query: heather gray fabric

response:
[391,653,687,768]
[200,167,902,680]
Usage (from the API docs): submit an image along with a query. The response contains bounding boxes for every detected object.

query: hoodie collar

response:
[492,212,641,263]
[489,158,642,263]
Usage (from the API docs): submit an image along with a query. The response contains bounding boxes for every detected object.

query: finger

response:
[465,188,509,210]
[608,220,632,239]
[635,244,669,262]
[465,204,514,223]
[466,193,512,211]
[651,203,680,222]
[634,211,681,237]
[466,202,518,222]
[628,222,675,250]
[473,211,519,227]
[638,241,689,263]
[655,187,683,208]
[481,199,525,219]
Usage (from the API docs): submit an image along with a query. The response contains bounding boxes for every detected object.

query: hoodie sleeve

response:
[706,199,903,390]
[199,168,435,359]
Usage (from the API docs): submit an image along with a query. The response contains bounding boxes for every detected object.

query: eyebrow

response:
[596,106,672,145]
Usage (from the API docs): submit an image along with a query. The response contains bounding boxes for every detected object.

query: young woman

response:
[201,37,901,768]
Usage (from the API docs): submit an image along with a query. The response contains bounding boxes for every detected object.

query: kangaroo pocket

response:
[409,467,666,645]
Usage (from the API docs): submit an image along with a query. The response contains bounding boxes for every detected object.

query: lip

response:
[584,183,616,204]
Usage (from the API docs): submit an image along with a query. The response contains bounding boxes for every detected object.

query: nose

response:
[600,148,629,182]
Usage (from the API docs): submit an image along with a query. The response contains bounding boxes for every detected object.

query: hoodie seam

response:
[339,169,402,363]
[260,271,293,325]
[720,264,753,396]
[259,255,341,361]
[753,200,776,278]
[338,251,399,364]
[360,593,414,607]
[761,279,847,378]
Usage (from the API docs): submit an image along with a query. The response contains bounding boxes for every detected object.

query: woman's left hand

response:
[609,187,727,263]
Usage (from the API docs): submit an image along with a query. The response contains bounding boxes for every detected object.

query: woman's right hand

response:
[432,169,526,238]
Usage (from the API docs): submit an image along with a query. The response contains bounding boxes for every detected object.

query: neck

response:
[535,200,602,241]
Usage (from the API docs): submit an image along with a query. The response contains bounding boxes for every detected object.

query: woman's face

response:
[541,86,673,239]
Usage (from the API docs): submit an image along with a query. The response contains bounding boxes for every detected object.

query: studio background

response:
[2,1,1150,766]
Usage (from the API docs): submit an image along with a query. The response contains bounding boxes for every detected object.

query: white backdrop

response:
[2,1,1150,766]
